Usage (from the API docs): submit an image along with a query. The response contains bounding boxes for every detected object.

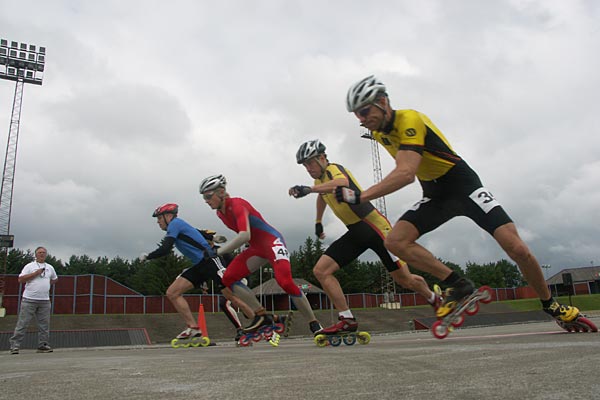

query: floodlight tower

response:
[361,131,396,302]
[0,38,45,316]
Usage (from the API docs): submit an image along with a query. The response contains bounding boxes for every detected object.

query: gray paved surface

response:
[1,318,599,400]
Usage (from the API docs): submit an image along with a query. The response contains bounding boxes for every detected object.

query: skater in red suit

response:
[199,174,323,335]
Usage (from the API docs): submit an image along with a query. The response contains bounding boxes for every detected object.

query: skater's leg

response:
[220,296,242,329]
[312,255,349,311]
[166,277,196,328]
[493,223,550,300]
[273,258,319,325]
[389,265,436,304]
[384,221,455,280]
[221,287,254,320]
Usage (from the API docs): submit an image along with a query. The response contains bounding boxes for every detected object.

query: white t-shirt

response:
[19,261,58,301]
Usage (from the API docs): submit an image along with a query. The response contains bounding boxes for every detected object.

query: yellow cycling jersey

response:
[317,163,392,233]
[372,109,463,181]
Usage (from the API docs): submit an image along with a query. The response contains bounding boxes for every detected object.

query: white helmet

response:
[296,140,326,164]
[346,75,386,112]
[199,174,226,194]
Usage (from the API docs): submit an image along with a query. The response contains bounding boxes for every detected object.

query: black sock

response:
[541,297,554,308]
[442,271,461,286]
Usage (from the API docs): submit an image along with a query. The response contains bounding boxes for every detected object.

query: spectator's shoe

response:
[36,344,53,353]
[9,348,19,355]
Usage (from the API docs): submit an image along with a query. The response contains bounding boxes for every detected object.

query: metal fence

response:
[1,274,595,315]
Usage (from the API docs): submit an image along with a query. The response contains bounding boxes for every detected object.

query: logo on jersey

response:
[405,128,417,137]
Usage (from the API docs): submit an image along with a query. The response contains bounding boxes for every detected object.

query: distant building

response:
[252,278,326,310]
[546,266,600,296]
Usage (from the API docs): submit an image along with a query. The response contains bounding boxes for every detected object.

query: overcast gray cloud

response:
[1,0,599,278]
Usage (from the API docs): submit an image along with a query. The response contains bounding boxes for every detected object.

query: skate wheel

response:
[251,333,262,342]
[465,301,480,316]
[478,286,493,304]
[343,334,357,346]
[170,338,181,349]
[329,335,342,347]
[357,332,371,345]
[190,336,210,347]
[314,334,328,347]
[431,320,449,339]
[451,313,465,327]
[576,316,598,333]
[274,322,285,334]
[239,335,252,347]
[269,332,281,347]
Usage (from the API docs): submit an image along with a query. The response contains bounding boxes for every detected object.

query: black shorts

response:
[179,257,226,290]
[324,220,401,273]
[400,188,513,236]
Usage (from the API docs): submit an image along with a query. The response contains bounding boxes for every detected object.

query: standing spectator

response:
[9,246,58,354]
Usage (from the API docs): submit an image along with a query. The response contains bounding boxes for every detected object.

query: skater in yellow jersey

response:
[290,140,441,344]
[337,75,595,334]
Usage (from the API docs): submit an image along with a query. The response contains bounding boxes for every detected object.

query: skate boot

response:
[309,320,323,336]
[543,301,579,322]
[234,328,244,343]
[543,301,597,332]
[171,326,210,348]
[313,317,371,347]
[319,316,358,334]
[430,284,444,313]
[435,278,475,318]
[242,313,274,333]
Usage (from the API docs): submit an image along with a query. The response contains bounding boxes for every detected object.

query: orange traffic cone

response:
[197,303,209,338]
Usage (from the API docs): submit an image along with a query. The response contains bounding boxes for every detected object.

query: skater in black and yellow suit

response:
[289,140,440,335]
[339,75,585,327]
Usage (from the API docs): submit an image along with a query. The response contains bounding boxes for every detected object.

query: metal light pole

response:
[361,131,396,303]
[0,38,46,317]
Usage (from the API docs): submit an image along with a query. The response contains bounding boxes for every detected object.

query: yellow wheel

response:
[357,331,371,345]
[314,334,328,347]
[269,332,281,347]
[190,336,211,347]
[170,338,181,348]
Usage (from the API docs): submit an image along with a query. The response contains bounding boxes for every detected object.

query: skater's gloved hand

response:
[212,235,227,244]
[335,186,361,205]
[139,253,148,262]
[315,222,324,239]
[289,185,312,198]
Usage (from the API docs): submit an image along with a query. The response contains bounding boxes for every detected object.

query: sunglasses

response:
[202,191,215,200]
[357,105,372,118]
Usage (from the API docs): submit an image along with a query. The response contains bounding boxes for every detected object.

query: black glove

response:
[315,222,323,238]
[290,185,312,198]
[335,186,360,205]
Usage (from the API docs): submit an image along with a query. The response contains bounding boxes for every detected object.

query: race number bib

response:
[272,238,290,261]
[469,187,500,214]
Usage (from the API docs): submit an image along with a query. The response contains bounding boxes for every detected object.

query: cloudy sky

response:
[1,0,599,279]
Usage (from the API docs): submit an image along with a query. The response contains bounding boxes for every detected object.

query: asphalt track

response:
[1,318,599,400]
